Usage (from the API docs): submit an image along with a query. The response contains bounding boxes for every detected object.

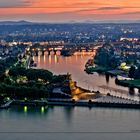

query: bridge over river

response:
[29,42,103,56]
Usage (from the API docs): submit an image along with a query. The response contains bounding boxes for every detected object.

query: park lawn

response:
[85,66,108,73]
[121,79,140,86]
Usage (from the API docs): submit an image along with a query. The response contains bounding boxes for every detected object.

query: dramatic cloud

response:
[0,0,139,21]
[0,0,32,7]
[97,7,123,11]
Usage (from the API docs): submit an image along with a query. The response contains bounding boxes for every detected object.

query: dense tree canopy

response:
[0,57,17,77]
[129,65,140,79]
[0,83,48,99]
[9,67,53,82]
[94,47,118,69]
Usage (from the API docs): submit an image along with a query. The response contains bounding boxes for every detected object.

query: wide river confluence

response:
[33,52,138,98]
[0,52,140,140]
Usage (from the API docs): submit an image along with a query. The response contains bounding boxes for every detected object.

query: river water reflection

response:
[33,52,138,98]
[0,52,140,139]
[1,106,140,140]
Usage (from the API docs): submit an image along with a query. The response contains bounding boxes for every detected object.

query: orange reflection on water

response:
[48,55,52,64]
[43,55,46,63]
[38,55,41,63]
[82,51,85,56]
[74,52,94,55]
[56,51,61,55]
[44,51,48,55]
[54,55,58,64]
[80,53,83,59]
[75,53,78,62]
[65,56,68,64]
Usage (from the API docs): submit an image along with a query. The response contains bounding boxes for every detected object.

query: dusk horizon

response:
[0,0,140,22]
[0,19,140,24]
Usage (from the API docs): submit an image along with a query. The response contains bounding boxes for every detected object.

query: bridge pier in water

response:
[54,50,57,55]
[41,50,44,56]
[35,51,38,56]
[48,51,51,55]
[30,43,100,56]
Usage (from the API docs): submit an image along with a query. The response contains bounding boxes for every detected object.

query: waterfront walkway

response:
[1,95,140,109]
[92,95,139,104]
[47,95,140,109]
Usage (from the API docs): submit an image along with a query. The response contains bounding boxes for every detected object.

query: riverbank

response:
[85,66,108,74]
[47,99,140,109]
[1,96,140,110]
[85,64,128,77]
[44,92,140,109]
[115,78,140,89]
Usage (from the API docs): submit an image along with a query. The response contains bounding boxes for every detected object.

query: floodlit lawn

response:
[86,66,108,73]
[122,79,140,86]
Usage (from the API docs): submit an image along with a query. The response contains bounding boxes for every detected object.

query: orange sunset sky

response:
[0,0,140,22]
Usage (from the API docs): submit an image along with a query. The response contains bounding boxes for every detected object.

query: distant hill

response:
[0,20,34,25]
[0,20,140,25]
[81,20,140,24]
[94,20,140,24]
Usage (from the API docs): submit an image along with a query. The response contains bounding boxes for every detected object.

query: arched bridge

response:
[29,42,103,56]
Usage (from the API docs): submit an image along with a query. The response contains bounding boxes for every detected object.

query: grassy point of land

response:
[116,79,140,88]
[85,66,109,74]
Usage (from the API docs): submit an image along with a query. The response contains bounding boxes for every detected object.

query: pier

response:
[47,94,140,109]
[1,95,139,110]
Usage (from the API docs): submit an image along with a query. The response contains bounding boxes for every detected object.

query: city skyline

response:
[0,0,140,22]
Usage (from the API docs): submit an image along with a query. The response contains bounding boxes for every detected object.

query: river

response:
[0,52,140,140]
[33,52,124,90]
[0,106,140,139]
[33,52,139,99]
